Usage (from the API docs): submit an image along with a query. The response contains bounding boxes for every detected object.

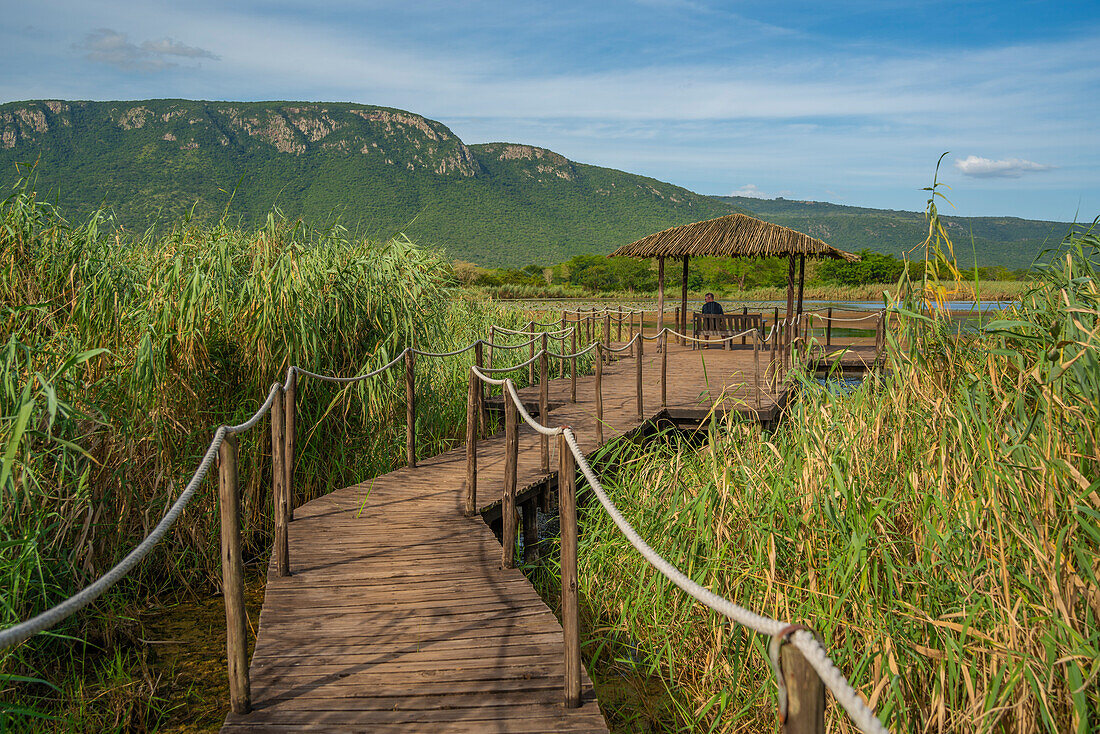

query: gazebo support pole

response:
[785,254,796,351]
[796,254,806,317]
[681,256,690,340]
[656,257,665,350]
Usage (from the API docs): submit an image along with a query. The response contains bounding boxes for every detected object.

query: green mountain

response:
[0,99,1076,269]
[0,99,738,266]
[715,196,1075,270]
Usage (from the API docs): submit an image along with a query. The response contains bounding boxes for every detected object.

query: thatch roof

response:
[610,213,859,262]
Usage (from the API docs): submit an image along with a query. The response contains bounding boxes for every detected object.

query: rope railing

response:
[467,358,889,733]
[3,306,887,725]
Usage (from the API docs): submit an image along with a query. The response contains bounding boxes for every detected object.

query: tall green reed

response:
[553,210,1098,729]
[0,179,536,727]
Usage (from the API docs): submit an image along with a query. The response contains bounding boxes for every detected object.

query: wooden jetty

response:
[222,335,879,732]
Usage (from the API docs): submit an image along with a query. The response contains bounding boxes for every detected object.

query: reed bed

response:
[554,226,1098,732]
[0,181,545,728]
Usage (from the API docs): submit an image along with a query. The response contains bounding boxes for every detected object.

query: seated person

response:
[701,292,724,315]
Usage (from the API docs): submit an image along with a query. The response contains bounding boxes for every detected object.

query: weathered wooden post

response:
[826,307,833,347]
[528,320,536,384]
[540,334,550,474]
[570,328,577,402]
[675,305,682,345]
[876,310,885,356]
[754,332,762,410]
[595,345,604,445]
[487,326,495,396]
[558,433,581,708]
[603,313,611,362]
[474,340,487,434]
[405,348,416,468]
[628,309,635,356]
[639,308,646,341]
[272,386,289,577]
[660,329,667,408]
[502,393,518,567]
[586,310,592,342]
[780,642,826,734]
[218,433,250,714]
[635,328,644,421]
[617,305,623,341]
[464,370,479,517]
[284,368,296,520]
[522,501,539,564]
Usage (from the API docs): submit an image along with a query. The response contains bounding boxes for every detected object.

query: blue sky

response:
[2,0,1098,222]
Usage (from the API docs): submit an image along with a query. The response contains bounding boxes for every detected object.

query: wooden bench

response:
[691,312,764,348]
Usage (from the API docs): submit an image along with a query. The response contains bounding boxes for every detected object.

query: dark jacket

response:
[701,300,723,315]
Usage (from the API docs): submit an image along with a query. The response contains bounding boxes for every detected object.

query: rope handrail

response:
[602,334,641,353]
[487,335,542,350]
[292,348,410,384]
[546,342,600,360]
[479,352,543,373]
[471,358,889,733]
[413,342,481,358]
[560,428,888,734]
[808,310,885,323]
[0,428,227,650]
[493,325,573,336]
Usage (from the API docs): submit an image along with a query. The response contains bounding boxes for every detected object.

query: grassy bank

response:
[477,279,1032,304]
[546,227,1098,731]
[0,182,549,729]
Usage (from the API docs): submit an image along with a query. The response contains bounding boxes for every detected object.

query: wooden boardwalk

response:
[222,341,876,732]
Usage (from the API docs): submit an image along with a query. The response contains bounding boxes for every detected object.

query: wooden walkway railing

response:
[0,307,888,733]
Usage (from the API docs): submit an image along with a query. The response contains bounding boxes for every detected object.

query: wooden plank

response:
[226,341,806,733]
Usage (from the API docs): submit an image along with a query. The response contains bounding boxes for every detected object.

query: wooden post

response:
[675,306,681,345]
[570,328,577,402]
[405,349,416,468]
[272,387,289,577]
[680,256,689,342]
[785,254,796,324]
[464,370,478,517]
[657,256,665,348]
[595,345,604,445]
[284,369,296,521]
[558,433,581,709]
[780,643,826,734]
[540,334,549,474]
[753,333,762,410]
[603,314,611,362]
[586,310,592,343]
[742,306,748,346]
[876,311,885,357]
[487,326,495,396]
[617,305,623,342]
[826,307,833,347]
[628,309,635,356]
[770,313,779,390]
[522,500,539,564]
[528,320,536,385]
[218,434,250,714]
[502,394,518,567]
[660,329,667,408]
[474,340,487,434]
[560,313,568,378]
[635,329,644,421]
[796,254,806,317]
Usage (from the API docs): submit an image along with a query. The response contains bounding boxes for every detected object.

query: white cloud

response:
[954,155,1053,178]
[77,28,218,72]
[731,184,767,198]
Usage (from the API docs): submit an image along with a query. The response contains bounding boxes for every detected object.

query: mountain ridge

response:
[1,98,1073,268]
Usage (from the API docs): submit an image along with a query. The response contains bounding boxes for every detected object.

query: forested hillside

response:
[716,196,1073,269]
[0,99,1074,268]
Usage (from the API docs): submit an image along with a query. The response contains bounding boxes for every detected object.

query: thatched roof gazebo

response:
[610,213,859,337]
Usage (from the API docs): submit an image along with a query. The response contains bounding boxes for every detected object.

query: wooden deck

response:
[223,341,875,732]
